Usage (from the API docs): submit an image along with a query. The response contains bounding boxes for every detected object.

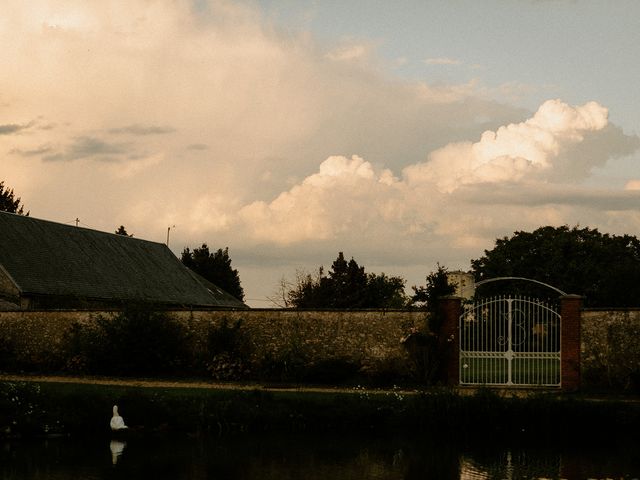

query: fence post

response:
[560,294,582,391]
[438,296,462,386]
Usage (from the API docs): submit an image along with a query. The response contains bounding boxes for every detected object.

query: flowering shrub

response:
[203,318,253,380]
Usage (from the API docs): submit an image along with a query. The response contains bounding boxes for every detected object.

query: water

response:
[2,433,639,479]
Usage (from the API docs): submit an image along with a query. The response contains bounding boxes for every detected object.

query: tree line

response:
[3,180,640,308]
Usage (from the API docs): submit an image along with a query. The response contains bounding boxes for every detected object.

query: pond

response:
[2,433,639,479]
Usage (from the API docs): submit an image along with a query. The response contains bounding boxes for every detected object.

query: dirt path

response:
[0,373,416,395]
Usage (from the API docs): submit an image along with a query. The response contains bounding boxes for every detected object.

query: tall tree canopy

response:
[181,244,244,301]
[471,226,640,307]
[0,181,28,215]
[286,252,407,308]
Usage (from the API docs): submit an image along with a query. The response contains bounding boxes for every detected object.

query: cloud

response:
[108,125,177,136]
[187,143,209,151]
[234,99,639,255]
[43,136,128,162]
[0,123,31,135]
[103,153,164,179]
[404,100,612,192]
[239,155,401,245]
[459,183,640,211]
[325,40,375,63]
[626,180,640,191]
[9,145,53,157]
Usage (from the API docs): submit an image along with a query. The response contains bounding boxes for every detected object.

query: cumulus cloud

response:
[239,155,399,244]
[236,99,639,253]
[404,100,610,192]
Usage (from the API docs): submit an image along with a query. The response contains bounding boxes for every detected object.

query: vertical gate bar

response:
[545,301,548,384]
[459,309,462,383]
[507,297,512,385]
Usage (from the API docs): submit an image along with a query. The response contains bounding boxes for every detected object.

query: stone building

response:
[447,270,475,300]
[0,211,247,310]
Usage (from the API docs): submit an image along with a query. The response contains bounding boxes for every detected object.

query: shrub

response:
[258,346,309,383]
[64,305,191,377]
[256,325,308,383]
[203,318,253,380]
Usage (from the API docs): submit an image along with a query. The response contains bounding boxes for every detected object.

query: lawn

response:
[460,355,560,386]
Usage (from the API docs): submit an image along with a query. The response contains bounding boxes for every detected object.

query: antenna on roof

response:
[166,225,176,247]
[75,218,79,227]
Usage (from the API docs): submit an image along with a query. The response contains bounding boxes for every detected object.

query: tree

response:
[181,244,244,301]
[411,264,456,329]
[0,181,28,215]
[115,225,132,236]
[286,252,407,309]
[471,225,640,307]
[404,264,455,384]
[365,273,408,309]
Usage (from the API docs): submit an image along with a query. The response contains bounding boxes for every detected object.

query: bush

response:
[258,347,309,383]
[64,305,191,377]
[203,318,253,380]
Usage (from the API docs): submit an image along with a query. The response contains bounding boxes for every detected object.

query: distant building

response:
[0,211,248,310]
[447,270,475,300]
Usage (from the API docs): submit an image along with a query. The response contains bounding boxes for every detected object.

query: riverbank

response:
[1,375,639,440]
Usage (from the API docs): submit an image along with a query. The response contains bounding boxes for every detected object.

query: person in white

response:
[110,405,128,431]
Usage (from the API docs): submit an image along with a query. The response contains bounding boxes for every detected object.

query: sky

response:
[2,0,639,307]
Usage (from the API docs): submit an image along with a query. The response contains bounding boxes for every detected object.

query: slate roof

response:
[0,211,248,309]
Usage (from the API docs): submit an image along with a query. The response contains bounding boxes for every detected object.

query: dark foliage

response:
[405,264,455,384]
[203,318,253,380]
[64,305,191,376]
[181,244,244,301]
[287,252,407,308]
[411,263,456,328]
[0,181,28,215]
[471,225,640,307]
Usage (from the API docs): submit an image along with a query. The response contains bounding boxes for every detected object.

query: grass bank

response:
[1,378,639,440]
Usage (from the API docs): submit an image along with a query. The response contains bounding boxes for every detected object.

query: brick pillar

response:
[438,296,462,386]
[560,294,582,391]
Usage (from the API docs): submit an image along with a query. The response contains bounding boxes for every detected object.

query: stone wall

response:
[581,309,640,390]
[2,308,638,389]
[0,309,427,375]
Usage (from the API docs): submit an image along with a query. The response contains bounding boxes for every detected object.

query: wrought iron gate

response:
[459,296,561,386]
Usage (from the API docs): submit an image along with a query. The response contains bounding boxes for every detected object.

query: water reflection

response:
[1,433,639,479]
[109,439,126,465]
